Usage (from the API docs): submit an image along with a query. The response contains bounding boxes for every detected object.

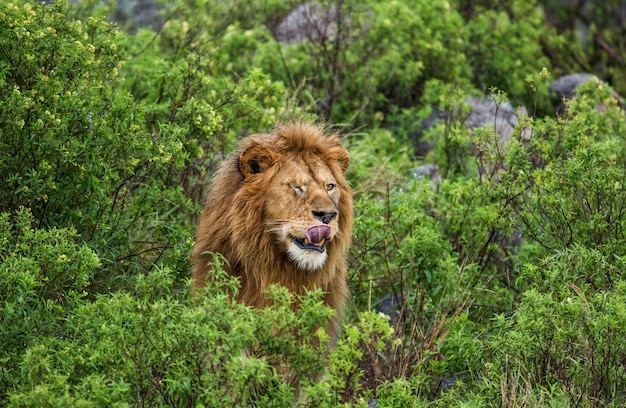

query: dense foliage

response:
[1,0,625,406]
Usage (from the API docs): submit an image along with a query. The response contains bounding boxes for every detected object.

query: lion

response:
[191,121,353,344]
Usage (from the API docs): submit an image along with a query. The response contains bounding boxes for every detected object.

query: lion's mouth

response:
[291,236,327,253]
[291,225,331,253]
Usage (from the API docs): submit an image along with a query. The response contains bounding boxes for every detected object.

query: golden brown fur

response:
[191,122,353,343]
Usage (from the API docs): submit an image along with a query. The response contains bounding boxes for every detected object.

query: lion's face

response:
[263,155,343,271]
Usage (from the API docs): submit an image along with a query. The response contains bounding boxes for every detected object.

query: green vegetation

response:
[1,0,625,406]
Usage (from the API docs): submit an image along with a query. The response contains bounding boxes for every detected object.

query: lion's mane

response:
[191,122,353,342]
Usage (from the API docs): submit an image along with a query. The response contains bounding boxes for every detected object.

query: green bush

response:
[483,80,626,406]
[463,0,553,113]
[249,0,557,126]
[346,75,626,405]
[424,78,626,407]
[0,0,135,229]
[7,264,280,406]
[252,0,474,126]
[0,208,100,400]
[0,0,296,288]
[508,80,626,256]
[0,0,195,288]
[5,259,398,406]
[494,270,626,405]
[540,0,626,98]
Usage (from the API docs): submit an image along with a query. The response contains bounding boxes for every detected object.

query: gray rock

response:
[436,373,466,394]
[374,293,404,325]
[549,73,596,100]
[410,97,531,160]
[274,2,338,44]
[465,97,531,144]
[549,73,624,113]
[411,164,441,186]
[409,106,445,158]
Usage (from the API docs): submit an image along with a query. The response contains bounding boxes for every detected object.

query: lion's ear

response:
[330,146,350,173]
[239,144,280,179]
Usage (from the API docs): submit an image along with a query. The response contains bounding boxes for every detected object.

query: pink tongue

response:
[306,225,331,244]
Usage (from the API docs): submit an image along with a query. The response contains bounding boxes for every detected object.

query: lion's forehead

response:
[274,155,337,185]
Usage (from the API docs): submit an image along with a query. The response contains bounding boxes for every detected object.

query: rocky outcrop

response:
[549,73,595,101]
[410,96,531,160]
[549,73,625,113]
[273,2,339,44]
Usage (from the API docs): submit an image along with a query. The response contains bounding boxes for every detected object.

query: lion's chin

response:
[286,240,328,271]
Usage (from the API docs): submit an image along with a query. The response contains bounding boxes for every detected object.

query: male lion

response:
[191,122,353,343]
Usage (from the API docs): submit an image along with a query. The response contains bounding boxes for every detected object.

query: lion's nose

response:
[312,210,337,224]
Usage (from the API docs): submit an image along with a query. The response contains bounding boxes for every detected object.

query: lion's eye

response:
[325,183,335,192]
[293,185,305,195]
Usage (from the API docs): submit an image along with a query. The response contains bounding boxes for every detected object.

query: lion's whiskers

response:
[264,220,290,234]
